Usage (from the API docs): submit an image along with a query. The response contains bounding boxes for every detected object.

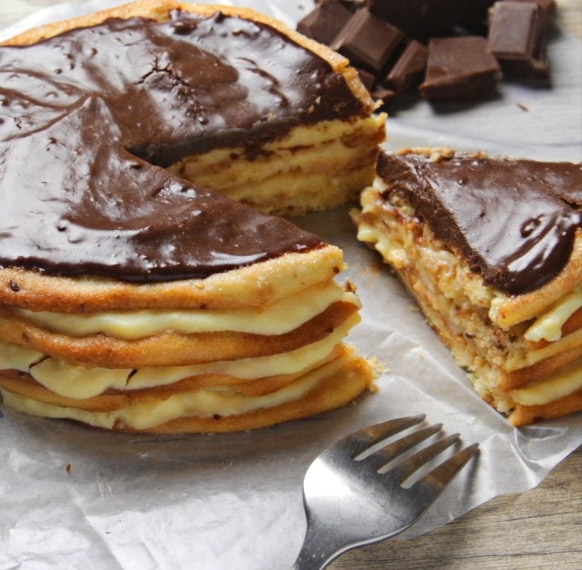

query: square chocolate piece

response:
[420,36,502,100]
[488,1,550,79]
[382,40,428,95]
[297,0,353,46]
[331,8,405,74]
[367,0,478,38]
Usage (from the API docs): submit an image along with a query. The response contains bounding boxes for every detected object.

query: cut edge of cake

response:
[352,147,582,426]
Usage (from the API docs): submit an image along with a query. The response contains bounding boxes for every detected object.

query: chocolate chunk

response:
[420,37,501,100]
[355,67,377,91]
[331,8,405,74]
[488,1,550,80]
[371,85,397,105]
[297,0,353,45]
[296,0,557,108]
[366,0,481,38]
[381,40,428,97]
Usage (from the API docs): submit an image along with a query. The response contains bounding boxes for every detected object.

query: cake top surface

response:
[0,8,367,282]
[377,150,582,295]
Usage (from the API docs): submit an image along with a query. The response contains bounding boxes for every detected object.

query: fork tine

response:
[389,432,462,484]
[416,442,480,492]
[331,414,426,458]
[364,423,443,471]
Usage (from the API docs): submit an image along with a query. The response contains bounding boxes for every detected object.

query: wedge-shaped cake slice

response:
[353,148,582,425]
[0,1,382,433]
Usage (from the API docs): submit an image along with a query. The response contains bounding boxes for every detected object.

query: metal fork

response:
[292,414,479,570]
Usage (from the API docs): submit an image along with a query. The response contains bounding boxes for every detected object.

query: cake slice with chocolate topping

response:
[353,148,582,425]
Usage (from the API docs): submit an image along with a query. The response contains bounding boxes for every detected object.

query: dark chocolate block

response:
[296,0,557,107]
[488,1,550,79]
[382,40,428,96]
[330,7,405,74]
[420,37,502,100]
[297,0,353,45]
[366,0,479,38]
[371,85,397,105]
[356,67,377,91]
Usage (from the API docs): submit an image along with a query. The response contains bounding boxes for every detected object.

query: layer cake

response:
[353,148,582,425]
[0,1,384,432]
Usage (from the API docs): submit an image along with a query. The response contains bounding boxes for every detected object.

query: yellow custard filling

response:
[0,355,349,430]
[17,283,358,339]
[524,289,582,342]
[0,314,359,399]
[511,360,582,406]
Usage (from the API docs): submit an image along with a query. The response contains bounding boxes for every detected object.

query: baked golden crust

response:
[0,248,345,312]
[509,388,582,426]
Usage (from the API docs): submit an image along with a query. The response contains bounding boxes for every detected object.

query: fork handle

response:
[291,527,343,570]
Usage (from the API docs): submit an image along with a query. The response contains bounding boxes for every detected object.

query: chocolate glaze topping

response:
[378,152,582,295]
[0,11,367,281]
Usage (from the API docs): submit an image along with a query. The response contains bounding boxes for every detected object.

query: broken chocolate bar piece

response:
[488,1,550,80]
[371,84,397,105]
[330,7,405,74]
[420,37,502,100]
[297,0,353,45]
[366,0,483,38]
[381,40,428,96]
[356,67,377,91]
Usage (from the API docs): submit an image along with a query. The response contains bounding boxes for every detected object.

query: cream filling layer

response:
[524,289,582,342]
[0,315,358,400]
[511,360,582,406]
[16,284,357,339]
[507,327,582,371]
[0,355,347,430]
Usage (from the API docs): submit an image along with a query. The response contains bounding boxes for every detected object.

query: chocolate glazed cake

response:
[353,149,582,426]
[0,1,384,433]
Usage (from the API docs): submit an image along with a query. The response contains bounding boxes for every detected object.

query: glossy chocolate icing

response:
[0,11,367,281]
[377,152,582,295]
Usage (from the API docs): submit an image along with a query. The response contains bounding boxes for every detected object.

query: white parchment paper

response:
[0,2,581,569]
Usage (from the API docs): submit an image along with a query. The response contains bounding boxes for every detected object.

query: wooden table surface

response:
[1,1,581,569]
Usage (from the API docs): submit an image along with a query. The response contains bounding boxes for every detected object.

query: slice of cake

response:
[0,1,382,433]
[353,148,582,425]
